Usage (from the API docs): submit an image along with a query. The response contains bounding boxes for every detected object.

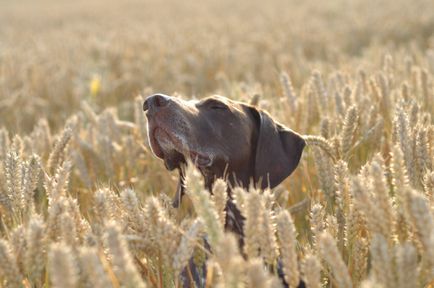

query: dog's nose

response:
[143,94,171,111]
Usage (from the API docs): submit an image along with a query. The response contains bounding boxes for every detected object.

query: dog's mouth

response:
[149,127,212,168]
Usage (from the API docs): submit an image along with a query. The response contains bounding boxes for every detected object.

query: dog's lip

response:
[149,127,164,159]
[189,151,212,167]
[150,126,212,167]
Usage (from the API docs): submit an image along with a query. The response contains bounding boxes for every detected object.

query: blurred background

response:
[1,0,434,133]
[1,2,434,287]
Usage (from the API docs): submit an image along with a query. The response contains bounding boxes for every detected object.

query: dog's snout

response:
[143,94,171,112]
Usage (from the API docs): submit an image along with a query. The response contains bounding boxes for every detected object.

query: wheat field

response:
[0,0,433,287]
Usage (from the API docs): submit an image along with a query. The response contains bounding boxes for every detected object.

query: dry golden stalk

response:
[21,154,41,215]
[390,144,410,207]
[340,105,358,159]
[410,102,419,127]
[48,242,78,288]
[318,232,352,288]
[80,101,99,125]
[302,254,321,288]
[46,197,65,240]
[312,70,328,109]
[370,234,396,287]
[360,278,381,288]
[24,216,46,283]
[401,82,410,101]
[313,147,336,201]
[411,67,420,97]
[79,247,112,288]
[120,188,145,232]
[395,108,418,187]
[93,188,111,224]
[66,197,92,240]
[9,225,26,274]
[173,219,203,274]
[351,238,368,286]
[214,234,246,288]
[370,157,395,240]
[0,128,10,161]
[72,150,92,188]
[281,71,297,113]
[142,197,164,250]
[243,189,264,259]
[310,203,325,250]
[0,239,23,288]
[334,160,351,215]
[326,215,338,239]
[232,186,246,211]
[420,69,430,109]
[250,93,260,106]
[260,205,278,265]
[416,127,431,175]
[320,117,330,139]
[211,179,228,227]
[306,86,320,127]
[377,73,391,119]
[351,116,384,154]
[304,135,336,161]
[345,207,366,251]
[155,211,180,265]
[334,91,345,116]
[185,165,223,249]
[30,118,52,158]
[11,135,24,156]
[276,209,299,287]
[423,171,434,206]
[383,54,393,76]
[245,258,277,288]
[4,149,21,212]
[47,126,72,175]
[45,160,72,204]
[351,175,390,237]
[404,189,434,277]
[359,70,368,94]
[396,242,418,288]
[60,212,78,248]
[104,221,146,288]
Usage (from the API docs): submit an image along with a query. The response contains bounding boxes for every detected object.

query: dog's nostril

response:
[144,94,170,111]
[154,94,169,107]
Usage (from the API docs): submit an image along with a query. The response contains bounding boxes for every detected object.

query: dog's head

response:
[143,94,305,206]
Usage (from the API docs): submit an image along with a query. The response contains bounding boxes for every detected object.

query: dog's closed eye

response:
[198,98,230,110]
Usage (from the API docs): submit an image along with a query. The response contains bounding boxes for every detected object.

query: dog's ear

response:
[252,109,305,189]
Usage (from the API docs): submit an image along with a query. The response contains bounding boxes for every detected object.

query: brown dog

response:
[143,93,305,229]
[143,93,305,287]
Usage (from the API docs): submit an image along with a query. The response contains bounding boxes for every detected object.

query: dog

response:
[143,93,305,286]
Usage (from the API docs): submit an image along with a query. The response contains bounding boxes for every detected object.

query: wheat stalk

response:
[319,232,352,288]
[104,221,147,288]
[48,242,78,288]
[0,239,22,288]
[276,209,299,287]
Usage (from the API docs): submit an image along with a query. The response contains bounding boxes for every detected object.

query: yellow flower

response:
[89,74,101,97]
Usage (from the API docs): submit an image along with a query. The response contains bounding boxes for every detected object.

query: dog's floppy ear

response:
[253,110,305,189]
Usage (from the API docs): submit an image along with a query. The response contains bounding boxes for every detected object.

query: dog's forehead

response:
[206,95,232,102]
[175,95,251,119]
[201,95,246,110]
[175,94,240,106]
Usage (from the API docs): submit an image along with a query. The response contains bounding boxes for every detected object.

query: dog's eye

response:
[203,100,228,110]
[210,103,228,110]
